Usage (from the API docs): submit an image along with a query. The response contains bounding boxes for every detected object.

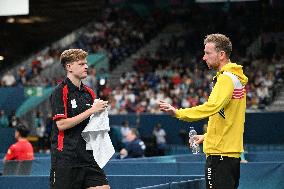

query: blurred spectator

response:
[101,82,112,100]
[9,111,19,128]
[152,123,167,156]
[3,123,34,161]
[44,112,53,153]
[41,54,54,69]
[120,120,131,144]
[1,71,16,86]
[119,128,146,159]
[256,83,270,108]
[0,110,9,128]
[31,58,42,75]
[34,111,45,153]
[17,66,27,85]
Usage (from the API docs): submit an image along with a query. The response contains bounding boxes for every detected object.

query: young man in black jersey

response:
[50,49,109,189]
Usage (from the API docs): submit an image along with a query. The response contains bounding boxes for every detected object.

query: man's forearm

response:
[56,108,92,131]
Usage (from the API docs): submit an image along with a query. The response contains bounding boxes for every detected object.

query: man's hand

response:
[189,135,205,145]
[120,148,127,156]
[158,100,176,116]
[56,99,108,131]
[89,99,108,114]
[120,148,128,159]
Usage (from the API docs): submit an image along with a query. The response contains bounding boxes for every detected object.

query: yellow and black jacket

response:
[175,63,248,158]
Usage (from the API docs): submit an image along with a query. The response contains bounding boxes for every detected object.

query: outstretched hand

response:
[158,100,176,116]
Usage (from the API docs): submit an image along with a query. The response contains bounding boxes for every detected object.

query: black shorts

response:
[205,155,240,189]
[50,164,108,189]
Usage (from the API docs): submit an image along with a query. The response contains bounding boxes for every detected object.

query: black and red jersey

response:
[50,77,96,168]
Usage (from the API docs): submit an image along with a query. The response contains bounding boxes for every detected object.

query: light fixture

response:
[6,16,49,24]
[6,17,15,23]
[99,78,106,86]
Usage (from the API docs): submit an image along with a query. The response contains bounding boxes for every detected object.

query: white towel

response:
[81,107,115,168]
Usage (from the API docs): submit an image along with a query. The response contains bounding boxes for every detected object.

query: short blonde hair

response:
[204,34,232,58]
[60,49,88,68]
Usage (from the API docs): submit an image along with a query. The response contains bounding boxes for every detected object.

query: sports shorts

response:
[50,164,108,189]
[205,155,240,189]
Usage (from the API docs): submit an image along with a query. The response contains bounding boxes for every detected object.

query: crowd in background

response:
[74,7,168,71]
[0,49,60,87]
[0,8,168,88]
[1,5,284,118]
[1,4,284,156]
[104,28,284,113]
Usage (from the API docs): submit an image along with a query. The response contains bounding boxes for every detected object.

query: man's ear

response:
[219,51,226,60]
[66,64,72,72]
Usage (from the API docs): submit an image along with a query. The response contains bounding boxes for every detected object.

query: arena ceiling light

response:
[0,56,4,61]
[195,0,258,2]
[6,17,15,23]
[0,0,29,16]
[6,16,50,24]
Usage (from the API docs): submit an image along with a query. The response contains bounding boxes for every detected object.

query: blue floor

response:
[1,152,284,189]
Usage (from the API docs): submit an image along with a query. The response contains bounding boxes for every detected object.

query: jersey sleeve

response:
[175,74,234,122]
[50,86,67,121]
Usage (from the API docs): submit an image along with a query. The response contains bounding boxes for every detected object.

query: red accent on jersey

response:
[56,85,68,151]
[84,85,96,102]
[232,87,246,99]
[52,114,67,120]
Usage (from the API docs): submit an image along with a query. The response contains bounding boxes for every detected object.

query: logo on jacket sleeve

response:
[218,108,225,119]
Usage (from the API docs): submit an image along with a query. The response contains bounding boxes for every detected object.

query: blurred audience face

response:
[126,130,136,142]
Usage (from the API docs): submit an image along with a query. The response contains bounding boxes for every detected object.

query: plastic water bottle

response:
[189,127,200,154]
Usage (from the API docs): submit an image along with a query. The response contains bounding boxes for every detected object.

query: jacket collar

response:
[64,77,85,92]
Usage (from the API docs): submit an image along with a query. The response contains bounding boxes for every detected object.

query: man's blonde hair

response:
[60,49,88,68]
[204,34,232,58]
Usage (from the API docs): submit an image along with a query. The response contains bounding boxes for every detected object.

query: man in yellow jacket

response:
[159,33,248,189]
